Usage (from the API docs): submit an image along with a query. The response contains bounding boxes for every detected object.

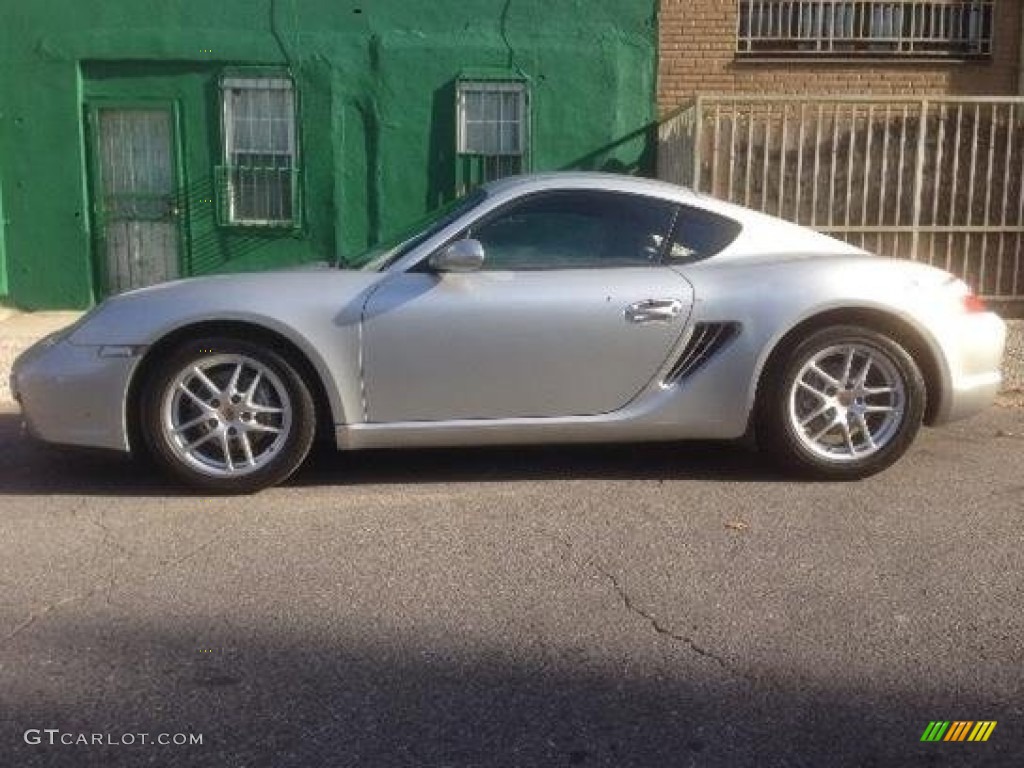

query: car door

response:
[360,189,694,423]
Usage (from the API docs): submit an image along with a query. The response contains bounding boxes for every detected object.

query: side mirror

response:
[429,239,485,273]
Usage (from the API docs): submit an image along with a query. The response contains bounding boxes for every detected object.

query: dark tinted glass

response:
[666,205,743,264]
[469,190,677,270]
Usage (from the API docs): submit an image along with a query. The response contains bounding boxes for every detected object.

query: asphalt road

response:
[1,404,1022,768]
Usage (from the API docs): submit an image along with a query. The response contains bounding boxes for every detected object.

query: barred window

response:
[456,81,527,186]
[736,1,994,58]
[220,76,298,226]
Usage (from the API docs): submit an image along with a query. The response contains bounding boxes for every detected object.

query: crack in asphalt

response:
[3,519,235,645]
[4,510,130,642]
[4,585,108,642]
[152,520,234,571]
[90,508,133,605]
[594,563,737,674]
[557,534,754,685]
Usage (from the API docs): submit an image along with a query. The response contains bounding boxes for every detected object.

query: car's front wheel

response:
[141,337,316,493]
[757,325,926,480]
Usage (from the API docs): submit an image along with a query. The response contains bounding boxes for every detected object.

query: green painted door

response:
[92,107,181,294]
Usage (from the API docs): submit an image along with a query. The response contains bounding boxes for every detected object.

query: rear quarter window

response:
[666,205,742,264]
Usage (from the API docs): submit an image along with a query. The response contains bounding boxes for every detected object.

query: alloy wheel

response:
[787,343,906,462]
[160,354,293,478]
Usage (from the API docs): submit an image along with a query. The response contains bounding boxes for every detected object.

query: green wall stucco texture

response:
[0,0,658,308]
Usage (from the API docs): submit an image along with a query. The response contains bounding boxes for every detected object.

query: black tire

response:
[756,325,926,480]
[140,336,316,493]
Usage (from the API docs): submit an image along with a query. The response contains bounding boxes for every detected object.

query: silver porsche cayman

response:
[11,173,1006,492]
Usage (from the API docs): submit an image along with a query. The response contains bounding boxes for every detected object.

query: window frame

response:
[456,80,529,158]
[425,189,682,272]
[218,72,301,229]
[664,204,744,265]
[734,0,995,60]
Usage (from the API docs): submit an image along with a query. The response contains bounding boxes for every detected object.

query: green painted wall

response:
[0,0,658,309]
[0,156,6,299]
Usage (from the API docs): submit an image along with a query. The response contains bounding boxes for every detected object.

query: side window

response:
[469,191,677,271]
[666,206,742,264]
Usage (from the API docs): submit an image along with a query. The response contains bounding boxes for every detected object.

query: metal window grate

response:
[736,0,994,58]
[215,165,301,228]
[456,81,528,193]
[220,76,299,226]
[457,81,526,155]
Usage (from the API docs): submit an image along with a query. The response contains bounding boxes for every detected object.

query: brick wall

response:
[658,0,1023,113]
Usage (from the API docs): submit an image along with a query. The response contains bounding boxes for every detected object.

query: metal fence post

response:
[692,96,703,193]
[910,99,929,261]
[654,94,1024,299]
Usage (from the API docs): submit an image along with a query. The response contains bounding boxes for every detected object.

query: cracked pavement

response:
[0,404,1022,767]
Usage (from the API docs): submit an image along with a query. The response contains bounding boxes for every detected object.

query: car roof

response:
[479,171,866,260]
[482,172,700,203]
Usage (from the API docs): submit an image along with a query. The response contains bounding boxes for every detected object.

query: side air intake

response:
[664,322,740,385]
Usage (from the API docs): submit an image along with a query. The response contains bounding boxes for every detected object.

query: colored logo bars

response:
[920,721,997,742]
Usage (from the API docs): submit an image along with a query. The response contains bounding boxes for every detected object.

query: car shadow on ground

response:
[3,620,1018,767]
[0,412,798,497]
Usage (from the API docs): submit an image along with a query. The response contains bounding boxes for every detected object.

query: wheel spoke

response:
[247,402,284,415]
[245,372,262,399]
[173,414,209,434]
[184,430,218,453]
[855,413,876,450]
[239,432,255,467]
[227,363,243,396]
[797,379,829,400]
[809,417,839,443]
[220,433,234,472]
[855,357,873,387]
[864,404,896,413]
[178,383,215,412]
[247,422,283,434]
[840,420,856,455]
[840,347,856,386]
[800,402,834,427]
[863,386,895,396]
[191,366,221,397]
[810,364,842,390]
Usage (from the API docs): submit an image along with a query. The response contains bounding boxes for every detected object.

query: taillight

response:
[942,277,987,313]
[962,292,988,313]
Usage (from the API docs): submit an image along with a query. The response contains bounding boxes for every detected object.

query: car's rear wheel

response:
[757,325,926,479]
[141,337,316,493]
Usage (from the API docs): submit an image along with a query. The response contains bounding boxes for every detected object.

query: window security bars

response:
[737,1,994,58]
[220,77,299,226]
[456,81,527,192]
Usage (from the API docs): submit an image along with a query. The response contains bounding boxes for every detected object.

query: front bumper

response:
[11,338,138,452]
[929,310,1006,425]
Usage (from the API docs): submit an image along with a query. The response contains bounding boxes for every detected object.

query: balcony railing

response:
[737,0,994,58]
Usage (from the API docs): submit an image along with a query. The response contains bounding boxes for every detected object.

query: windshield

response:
[354,189,488,272]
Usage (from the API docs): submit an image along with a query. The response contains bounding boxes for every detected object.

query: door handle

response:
[625,299,684,324]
